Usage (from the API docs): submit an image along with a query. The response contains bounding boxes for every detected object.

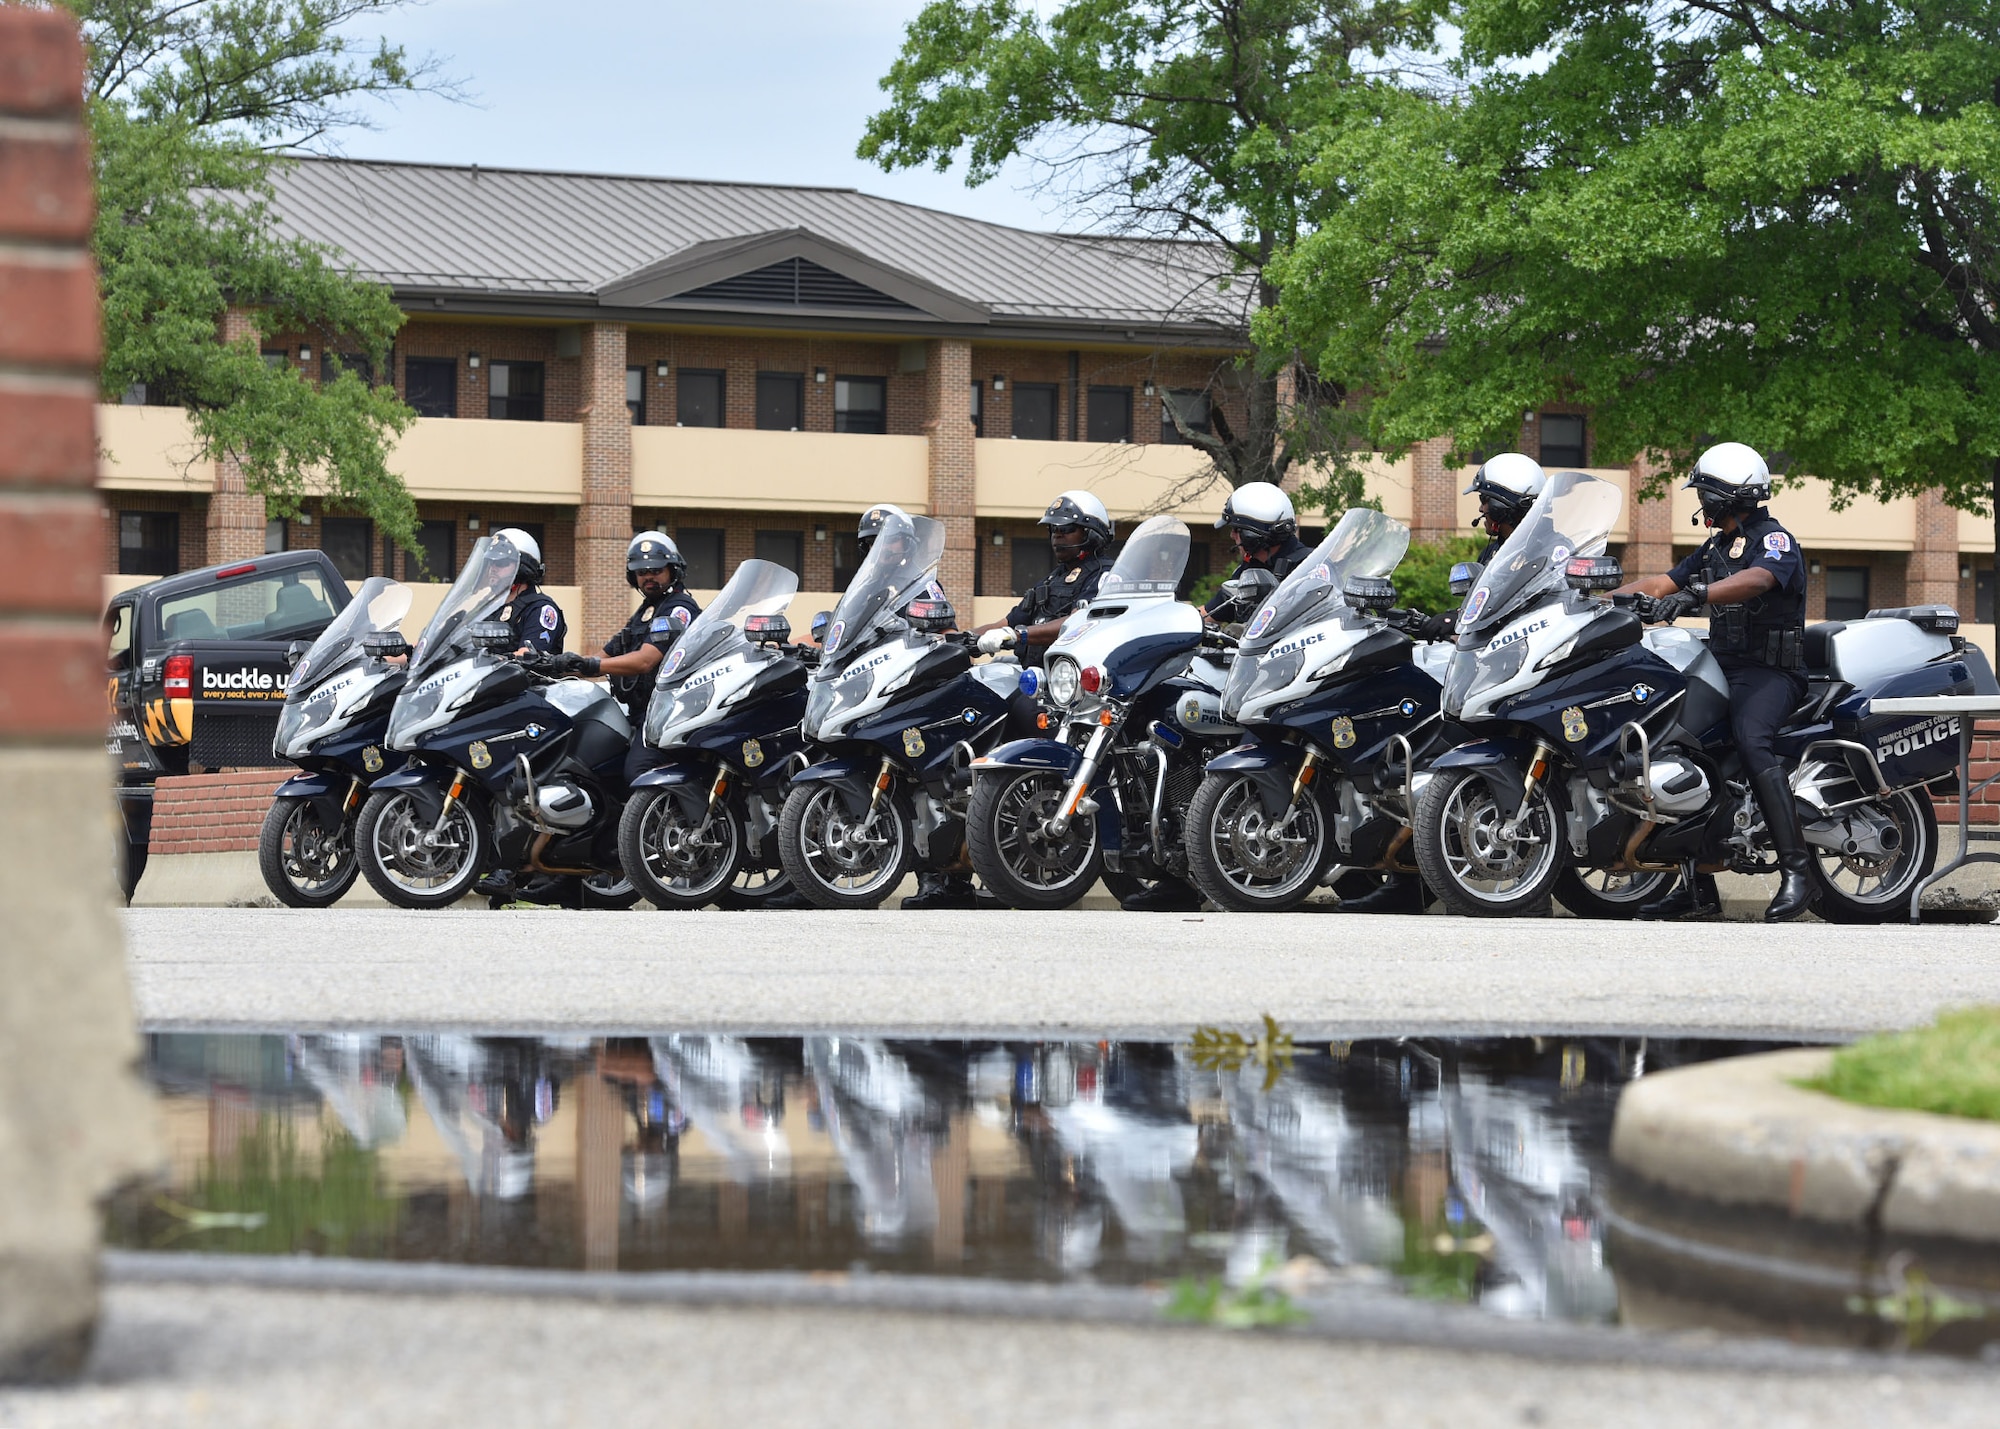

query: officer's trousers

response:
[1720,661,1806,777]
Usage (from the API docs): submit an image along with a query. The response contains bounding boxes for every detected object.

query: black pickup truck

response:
[106,549,353,897]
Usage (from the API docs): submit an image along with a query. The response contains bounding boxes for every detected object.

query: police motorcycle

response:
[259,576,413,907]
[1414,470,1985,920]
[618,558,812,909]
[966,515,1240,909]
[355,535,641,910]
[778,510,1020,909]
[1183,509,1455,913]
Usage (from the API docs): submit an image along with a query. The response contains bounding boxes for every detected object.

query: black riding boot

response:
[1752,767,1817,923]
[901,870,979,910]
[1336,873,1430,914]
[1638,863,1720,921]
[1120,875,1204,912]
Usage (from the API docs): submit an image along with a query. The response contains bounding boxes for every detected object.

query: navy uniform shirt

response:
[606,587,701,718]
[504,589,566,654]
[1668,507,1807,668]
[1205,534,1314,616]
[1007,555,1114,663]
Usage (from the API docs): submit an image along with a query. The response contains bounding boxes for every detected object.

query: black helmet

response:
[1039,490,1114,553]
[856,503,910,562]
[626,531,685,590]
[494,527,544,586]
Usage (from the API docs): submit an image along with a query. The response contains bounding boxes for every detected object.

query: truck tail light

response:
[164,654,192,699]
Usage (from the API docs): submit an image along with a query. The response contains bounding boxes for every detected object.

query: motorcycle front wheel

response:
[1553,865,1675,920]
[967,769,1102,910]
[777,783,914,910]
[619,786,742,910]
[258,793,361,908]
[1415,767,1566,917]
[1183,772,1329,913]
[356,786,488,909]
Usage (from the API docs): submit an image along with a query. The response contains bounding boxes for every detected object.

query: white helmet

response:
[1461,453,1547,527]
[1215,481,1297,544]
[1040,490,1114,551]
[1686,442,1772,515]
[625,531,684,589]
[492,527,543,585]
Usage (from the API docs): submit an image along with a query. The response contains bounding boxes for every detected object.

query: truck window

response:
[154,568,340,644]
[106,603,133,670]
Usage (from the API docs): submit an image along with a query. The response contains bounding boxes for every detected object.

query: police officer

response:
[1203,483,1311,623]
[493,528,566,655]
[858,503,952,613]
[1616,442,1814,923]
[548,533,701,782]
[973,491,1116,664]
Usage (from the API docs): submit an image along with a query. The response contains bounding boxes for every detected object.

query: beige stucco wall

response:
[390,416,581,504]
[973,438,1225,523]
[633,426,929,514]
[96,404,210,492]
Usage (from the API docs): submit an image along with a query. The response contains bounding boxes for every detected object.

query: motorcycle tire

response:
[1553,865,1675,920]
[1807,786,1938,924]
[777,782,914,910]
[1183,771,1330,913]
[619,786,743,910]
[967,768,1102,910]
[1414,767,1567,918]
[356,786,488,909]
[581,869,643,910]
[258,793,361,908]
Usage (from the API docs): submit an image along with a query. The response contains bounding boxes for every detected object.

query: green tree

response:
[860,0,1437,503]
[70,0,453,549]
[1270,0,2000,522]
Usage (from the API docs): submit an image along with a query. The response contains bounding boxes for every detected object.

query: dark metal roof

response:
[263,158,1250,342]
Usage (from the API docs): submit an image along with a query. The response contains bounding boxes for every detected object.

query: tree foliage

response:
[861,0,1439,499]
[1269,0,2000,511]
[68,0,451,546]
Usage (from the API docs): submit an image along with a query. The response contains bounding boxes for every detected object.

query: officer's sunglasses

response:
[633,565,668,579]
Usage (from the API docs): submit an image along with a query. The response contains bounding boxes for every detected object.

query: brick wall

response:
[626,331,928,435]
[575,322,632,650]
[149,770,291,854]
[100,490,208,575]
[1939,724,2000,826]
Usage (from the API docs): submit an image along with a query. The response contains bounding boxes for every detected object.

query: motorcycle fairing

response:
[975,738,1083,774]
[273,769,349,800]
[832,669,1014,783]
[666,689,809,788]
[789,755,881,817]
[1260,661,1443,772]
[1429,735,1538,814]
[1202,738,1296,818]
[1490,645,1699,768]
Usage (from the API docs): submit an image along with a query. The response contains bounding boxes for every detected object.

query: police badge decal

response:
[742,739,764,768]
[902,727,925,758]
[1330,716,1357,749]
[1560,707,1588,743]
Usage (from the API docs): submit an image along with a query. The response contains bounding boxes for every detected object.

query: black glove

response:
[1414,611,1454,641]
[553,651,599,676]
[1639,585,1703,623]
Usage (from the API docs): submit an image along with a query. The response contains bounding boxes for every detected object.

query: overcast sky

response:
[337,0,1064,232]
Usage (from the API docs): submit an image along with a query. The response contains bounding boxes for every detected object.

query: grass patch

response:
[1805,1007,2000,1122]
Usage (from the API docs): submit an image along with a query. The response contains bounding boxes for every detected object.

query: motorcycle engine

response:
[533,780,596,831]
[1643,756,1710,815]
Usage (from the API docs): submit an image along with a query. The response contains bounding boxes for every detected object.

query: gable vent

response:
[679,258,919,312]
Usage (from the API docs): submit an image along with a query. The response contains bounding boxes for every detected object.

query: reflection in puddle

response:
[112,1031,1791,1332]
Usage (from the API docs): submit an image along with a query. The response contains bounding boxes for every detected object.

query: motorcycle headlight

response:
[647,680,717,747]
[1046,657,1081,707]
[387,676,450,750]
[1535,634,1577,671]
[275,693,334,758]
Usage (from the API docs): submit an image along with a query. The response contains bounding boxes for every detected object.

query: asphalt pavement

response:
[125,903,2000,1039]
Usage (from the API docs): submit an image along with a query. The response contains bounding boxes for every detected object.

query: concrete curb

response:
[1611,1048,2000,1253]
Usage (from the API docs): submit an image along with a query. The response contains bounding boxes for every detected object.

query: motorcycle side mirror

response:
[283,638,312,670]
[1565,554,1623,593]
[810,610,832,645]
[1448,561,1484,597]
[467,621,515,651]
[360,631,412,659]
[1343,576,1397,612]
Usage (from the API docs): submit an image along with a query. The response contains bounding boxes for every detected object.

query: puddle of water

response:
[110,1031,1814,1324]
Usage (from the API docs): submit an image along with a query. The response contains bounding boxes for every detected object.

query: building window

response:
[264,519,287,554]
[1160,390,1211,444]
[118,511,180,577]
[321,517,374,582]
[756,372,803,431]
[755,529,804,578]
[832,530,863,591]
[1012,383,1059,441]
[407,520,456,581]
[405,357,457,418]
[970,380,984,438]
[261,350,289,372]
[677,370,725,427]
[321,352,372,385]
[1087,386,1132,443]
[678,528,725,588]
[1011,535,1053,595]
[834,376,887,434]
[626,366,646,425]
[1540,413,1587,467]
[488,360,545,422]
[1824,565,1871,622]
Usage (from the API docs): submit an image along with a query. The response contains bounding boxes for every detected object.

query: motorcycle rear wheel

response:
[777,783,914,909]
[1415,767,1566,917]
[356,787,487,909]
[620,786,742,910]
[1183,772,1329,913]
[1808,787,1938,924]
[1553,865,1674,920]
[259,793,361,908]
[967,768,1102,910]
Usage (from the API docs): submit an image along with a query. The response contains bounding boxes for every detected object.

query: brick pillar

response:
[1626,453,1674,577]
[0,6,155,1378]
[924,338,976,612]
[576,322,632,652]
[1408,436,1459,544]
[205,308,267,564]
[1907,487,1960,608]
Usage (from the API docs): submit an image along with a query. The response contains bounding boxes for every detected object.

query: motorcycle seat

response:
[1803,622,1844,673]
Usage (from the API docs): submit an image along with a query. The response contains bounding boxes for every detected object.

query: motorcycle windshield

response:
[408,536,519,682]
[655,559,798,691]
[289,576,412,694]
[1239,509,1411,655]
[1095,515,1189,598]
[1455,471,1621,642]
[817,510,945,674]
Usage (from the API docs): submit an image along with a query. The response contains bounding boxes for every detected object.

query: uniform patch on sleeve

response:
[539,604,560,630]
[671,606,691,625]
[1763,532,1792,553]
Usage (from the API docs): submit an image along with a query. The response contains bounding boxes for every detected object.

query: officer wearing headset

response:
[1613,442,1814,923]
[1202,482,1312,623]
[973,491,1118,664]
[492,527,566,655]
